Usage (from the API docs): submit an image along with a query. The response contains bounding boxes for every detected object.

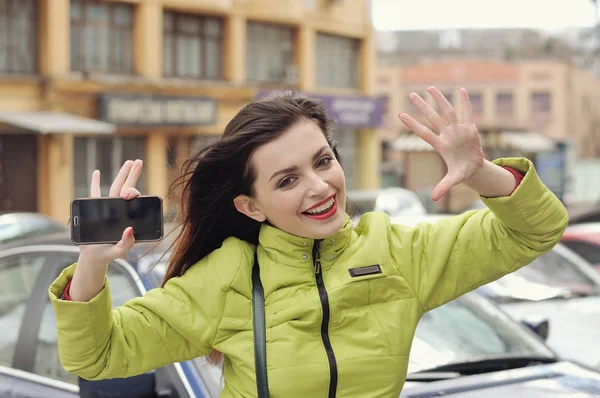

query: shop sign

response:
[99,94,217,126]
[257,90,387,128]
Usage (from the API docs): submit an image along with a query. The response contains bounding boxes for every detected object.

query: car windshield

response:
[408,292,555,373]
[486,247,600,301]
[561,240,600,265]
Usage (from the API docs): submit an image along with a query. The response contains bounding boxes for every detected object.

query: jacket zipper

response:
[313,240,338,398]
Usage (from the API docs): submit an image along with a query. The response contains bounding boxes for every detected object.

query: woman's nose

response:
[307,173,329,196]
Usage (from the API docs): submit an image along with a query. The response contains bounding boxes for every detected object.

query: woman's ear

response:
[234,195,267,222]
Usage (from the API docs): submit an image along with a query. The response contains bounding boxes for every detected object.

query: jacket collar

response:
[258,214,354,269]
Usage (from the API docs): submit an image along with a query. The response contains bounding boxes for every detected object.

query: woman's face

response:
[244,119,347,239]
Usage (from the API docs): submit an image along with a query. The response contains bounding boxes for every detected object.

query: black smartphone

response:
[70,196,163,245]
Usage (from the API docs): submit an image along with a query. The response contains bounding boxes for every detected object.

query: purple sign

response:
[257,90,387,128]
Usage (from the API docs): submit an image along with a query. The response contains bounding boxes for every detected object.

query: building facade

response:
[0,0,382,222]
[377,59,600,212]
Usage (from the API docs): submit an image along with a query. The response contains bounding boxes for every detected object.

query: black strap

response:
[252,251,270,398]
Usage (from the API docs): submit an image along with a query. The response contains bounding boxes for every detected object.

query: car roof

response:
[0,227,179,268]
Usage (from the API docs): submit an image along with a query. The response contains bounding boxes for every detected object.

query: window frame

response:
[495,92,514,116]
[163,10,224,80]
[531,91,552,115]
[316,32,360,89]
[69,0,134,74]
[0,0,38,74]
[246,21,297,84]
[73,136,147,200]
[469,92,484,115]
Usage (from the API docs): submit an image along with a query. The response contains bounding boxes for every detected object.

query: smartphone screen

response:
[71,196,163,245]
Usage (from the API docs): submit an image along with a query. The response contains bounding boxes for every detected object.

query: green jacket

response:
[49,158,568,397]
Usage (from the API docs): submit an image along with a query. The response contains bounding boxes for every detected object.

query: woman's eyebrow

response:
[268,146,330,182]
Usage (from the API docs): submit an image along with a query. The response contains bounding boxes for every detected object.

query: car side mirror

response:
[79,372,172,398]
[521,315,550,341]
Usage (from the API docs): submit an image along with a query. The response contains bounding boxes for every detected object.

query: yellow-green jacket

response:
[49,158,568,397]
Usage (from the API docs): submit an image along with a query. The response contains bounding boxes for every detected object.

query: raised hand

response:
[79,159,143,264]
[398,87,485,202]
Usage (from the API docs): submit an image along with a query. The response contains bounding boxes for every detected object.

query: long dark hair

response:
[162,91,338,287]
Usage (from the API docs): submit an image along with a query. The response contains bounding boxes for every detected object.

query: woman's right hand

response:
[79,159,144,266]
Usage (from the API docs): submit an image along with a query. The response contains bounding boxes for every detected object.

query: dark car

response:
[4,231,600,397]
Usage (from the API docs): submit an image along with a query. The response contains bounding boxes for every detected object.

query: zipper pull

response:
[314,241,322,274]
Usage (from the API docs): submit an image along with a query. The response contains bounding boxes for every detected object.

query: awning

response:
[0,111,116,134]
[392,134,435,152]
[500,131,555,152]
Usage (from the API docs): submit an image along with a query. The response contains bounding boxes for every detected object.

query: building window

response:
[495,92,514,116]
[316,33,359,89]
[163,11,223,79]
[246,22,296,83]
[469,92,484,115]
[0,0,37,74]
[70,0,134,74]
[435,91,453,113]
[73,137,146,199]
[531,91,552,114]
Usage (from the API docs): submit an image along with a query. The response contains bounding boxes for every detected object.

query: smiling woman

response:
[49,89,568,398]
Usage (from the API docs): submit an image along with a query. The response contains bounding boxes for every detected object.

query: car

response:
[347,187,427,219]
[5,226,600,397]
[392,212,600,371]
[567,203,600,224]
[560,222,600,273]
[0,228,225,398]
[0,212,67,244]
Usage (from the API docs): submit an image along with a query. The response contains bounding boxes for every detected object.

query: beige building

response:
[377,59,600,213]
[0,0,382,223]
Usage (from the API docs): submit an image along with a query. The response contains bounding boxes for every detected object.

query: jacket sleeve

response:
[48,257,227,380]
[389,157,569,312]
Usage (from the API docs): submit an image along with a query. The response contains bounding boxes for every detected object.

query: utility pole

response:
[593,0,600,76]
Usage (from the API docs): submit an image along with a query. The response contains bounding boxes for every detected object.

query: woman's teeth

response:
[305,198,335,215]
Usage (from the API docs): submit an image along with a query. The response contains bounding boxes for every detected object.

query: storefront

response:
[91,93,221,217]
[0,110,116,219]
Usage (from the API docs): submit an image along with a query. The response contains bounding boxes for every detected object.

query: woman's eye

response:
[278,177,296,188]
[317,156,333,168]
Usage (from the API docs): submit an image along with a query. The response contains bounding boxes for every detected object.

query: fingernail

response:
[128,227,134,238]
[123,192,130,199]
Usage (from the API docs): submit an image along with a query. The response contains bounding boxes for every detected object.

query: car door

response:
[0,245,196,398]
[0,247,78,397]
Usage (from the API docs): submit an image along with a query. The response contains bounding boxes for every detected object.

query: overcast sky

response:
[372,0,599,31]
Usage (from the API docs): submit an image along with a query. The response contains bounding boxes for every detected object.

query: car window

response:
[0,253,45,367]
[33,254,141,385]
[561,240,600,265]
[515,249,598,294]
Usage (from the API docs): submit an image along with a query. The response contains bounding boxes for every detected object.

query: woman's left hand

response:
[398,86,485,201]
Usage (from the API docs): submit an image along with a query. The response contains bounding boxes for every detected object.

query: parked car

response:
[560,222,600,273]
[0,212,67,244]
[4,229,600,397]
[393,212,600,370]
[403,292,600,397]
[347,187,427,219]
[567,203,600,224]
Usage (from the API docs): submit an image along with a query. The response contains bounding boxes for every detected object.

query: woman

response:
[50,87,568,397]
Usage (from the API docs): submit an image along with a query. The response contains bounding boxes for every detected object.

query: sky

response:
[372,0,599,31]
